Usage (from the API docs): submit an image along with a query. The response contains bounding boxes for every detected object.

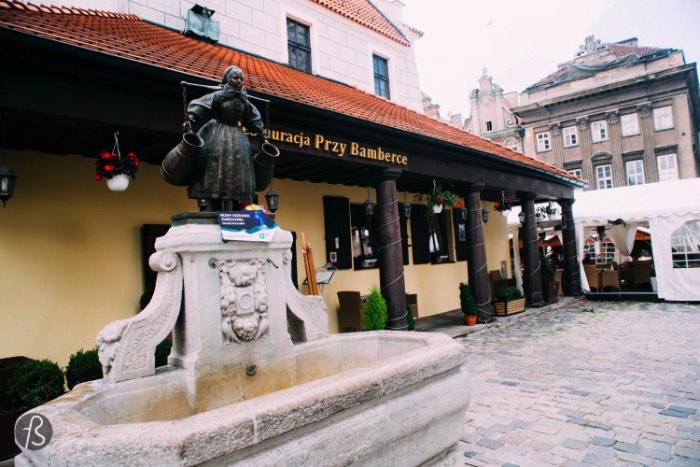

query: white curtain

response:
[577,224,591,292]
[607,222,640,262]
[511,227,523,293]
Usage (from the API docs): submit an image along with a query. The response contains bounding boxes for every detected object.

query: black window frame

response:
[350,204,379,270]
[373,54,390,99]
[287,18,312,73]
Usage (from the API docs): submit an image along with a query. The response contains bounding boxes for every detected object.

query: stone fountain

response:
[15,215,469,466]
[15,69,469,465]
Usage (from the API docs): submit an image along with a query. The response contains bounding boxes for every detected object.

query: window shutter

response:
[410,205,431,264]
[323,196,352,269]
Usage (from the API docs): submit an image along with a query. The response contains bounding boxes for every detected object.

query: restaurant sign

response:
[246,127,409,167]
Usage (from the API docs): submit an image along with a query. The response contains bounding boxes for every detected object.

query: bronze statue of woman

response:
[162,66,277,212]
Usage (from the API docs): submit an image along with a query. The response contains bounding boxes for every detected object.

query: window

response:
[485,121,493,132]
[653,106,673,131]
[350,204,378,269]
[567,168,583,179]
[536,132,551,152]
[584,235,615,264]
[287,18,311,73]
[373,54,390,99]
[625,160,645,186]
[595,164,613,189]
[591,120,608,143]
[671,220,700,268]
[620,113,639,136]
[563,126,578,147]
[657,153,679,181]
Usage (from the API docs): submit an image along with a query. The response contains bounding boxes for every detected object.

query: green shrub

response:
[459,282,478,316]
[494,287,523,301]
[7,359,65,410]
[405,295,415,330]
[65,348,102,390]
[540,253,554,282]
[362,286,387,331]
[155,339,172,367]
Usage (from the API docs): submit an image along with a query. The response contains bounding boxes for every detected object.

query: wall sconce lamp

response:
[481,209,489,223]
[264,188,279,213]
[518,210,526,224]
[0,121,16,208]
[364,186,376,217]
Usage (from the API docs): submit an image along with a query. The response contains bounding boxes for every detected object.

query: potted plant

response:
[362,286,387,331]
[459,282,478,326]
[65,348,103,390]
[536,203,560,221]
[494,199,512,217]
[414,184,456,215]
[493,287,526,316]
[96,149,139,191]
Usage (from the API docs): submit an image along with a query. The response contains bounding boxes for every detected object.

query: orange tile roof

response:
[0,1,577,184]
[310,0,409,46]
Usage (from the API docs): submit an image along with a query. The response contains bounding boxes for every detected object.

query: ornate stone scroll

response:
[212,258,270,344]
[96,251,182,383]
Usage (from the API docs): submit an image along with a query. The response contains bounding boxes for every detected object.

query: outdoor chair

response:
[634,261,653,289]
[553,268,563,297]
[583,263,600,292]
[601,269,621,291]
[489,270,515,297]
[337,291,363,332]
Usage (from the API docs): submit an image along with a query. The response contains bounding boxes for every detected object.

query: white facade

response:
[34,0,424,112]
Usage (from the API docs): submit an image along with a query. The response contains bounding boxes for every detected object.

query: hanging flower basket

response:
[95,131,138,192]
[414,182,457,219]
[494,198,512,215]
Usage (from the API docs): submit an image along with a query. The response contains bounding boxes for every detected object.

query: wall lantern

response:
[518,210,526,224]
[0,165,17,208]
[481,209,489,223]
[364,187,376,217]
[0,121,16,208]
[264,188,279,213]
[459,205,468,221]
[402,191,411,218]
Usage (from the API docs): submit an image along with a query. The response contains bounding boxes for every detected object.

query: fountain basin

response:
[16,331,468,466]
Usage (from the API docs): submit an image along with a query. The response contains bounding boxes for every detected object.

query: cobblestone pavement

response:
[456,301,700,466]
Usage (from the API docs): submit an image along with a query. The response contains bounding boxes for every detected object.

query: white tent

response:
[573,178,700,301]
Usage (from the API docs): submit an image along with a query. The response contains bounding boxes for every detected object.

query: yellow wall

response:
[1,150,512,366]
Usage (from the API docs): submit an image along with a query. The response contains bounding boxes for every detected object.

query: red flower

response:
[436,197,443,204]
[101,151,112,159]
[95,173,103,181]
[104,164,115,172]
[133,159,139,167]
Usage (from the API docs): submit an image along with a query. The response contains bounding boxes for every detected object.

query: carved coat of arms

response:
[213,258,270,343]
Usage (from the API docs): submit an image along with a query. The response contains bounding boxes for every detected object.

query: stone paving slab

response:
[456,300,700,466]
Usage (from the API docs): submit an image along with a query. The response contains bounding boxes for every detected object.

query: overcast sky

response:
[402,0,700,120]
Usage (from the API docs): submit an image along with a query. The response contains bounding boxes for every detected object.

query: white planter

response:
[432,204,443,214]
[549,213,561,221]
[650,277,658,292]
[500,210,510,217]
[106,174,130,192]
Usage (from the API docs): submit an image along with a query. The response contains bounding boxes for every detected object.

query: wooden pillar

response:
[464,183,491,322]
[519,192,544,305]
[558,198,582,296]
[375,168,407,330]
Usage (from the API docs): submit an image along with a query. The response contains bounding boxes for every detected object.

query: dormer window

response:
[184,5,220,42]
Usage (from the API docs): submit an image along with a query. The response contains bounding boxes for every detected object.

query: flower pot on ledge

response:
[106,174,131,192]
[432,204,443,214]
